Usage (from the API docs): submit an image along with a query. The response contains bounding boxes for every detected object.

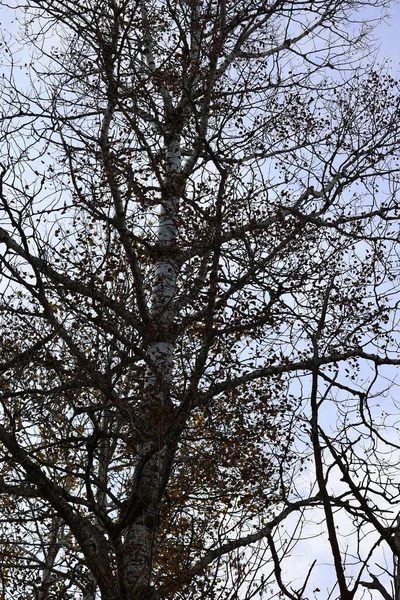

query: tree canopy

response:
[0,1,400,599]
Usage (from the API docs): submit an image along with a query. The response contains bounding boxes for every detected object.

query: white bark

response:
[148,136,181,391]
[125,129,182,593]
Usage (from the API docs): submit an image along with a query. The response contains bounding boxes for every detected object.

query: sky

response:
[375,2,400,63]
[280,6,400,598]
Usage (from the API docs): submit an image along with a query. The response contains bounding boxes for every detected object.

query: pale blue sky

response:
[374,2,400,62]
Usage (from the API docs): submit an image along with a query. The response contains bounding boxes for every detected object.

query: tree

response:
[0,0,399,598]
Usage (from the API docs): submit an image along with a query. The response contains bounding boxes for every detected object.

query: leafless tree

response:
[0,1,399,599]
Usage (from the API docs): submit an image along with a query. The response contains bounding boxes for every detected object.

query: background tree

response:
[0,1,399,599]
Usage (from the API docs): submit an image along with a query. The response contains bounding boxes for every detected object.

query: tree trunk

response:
[124,131,181,596]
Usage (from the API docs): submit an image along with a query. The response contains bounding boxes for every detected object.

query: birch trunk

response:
[124,133,181,596]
